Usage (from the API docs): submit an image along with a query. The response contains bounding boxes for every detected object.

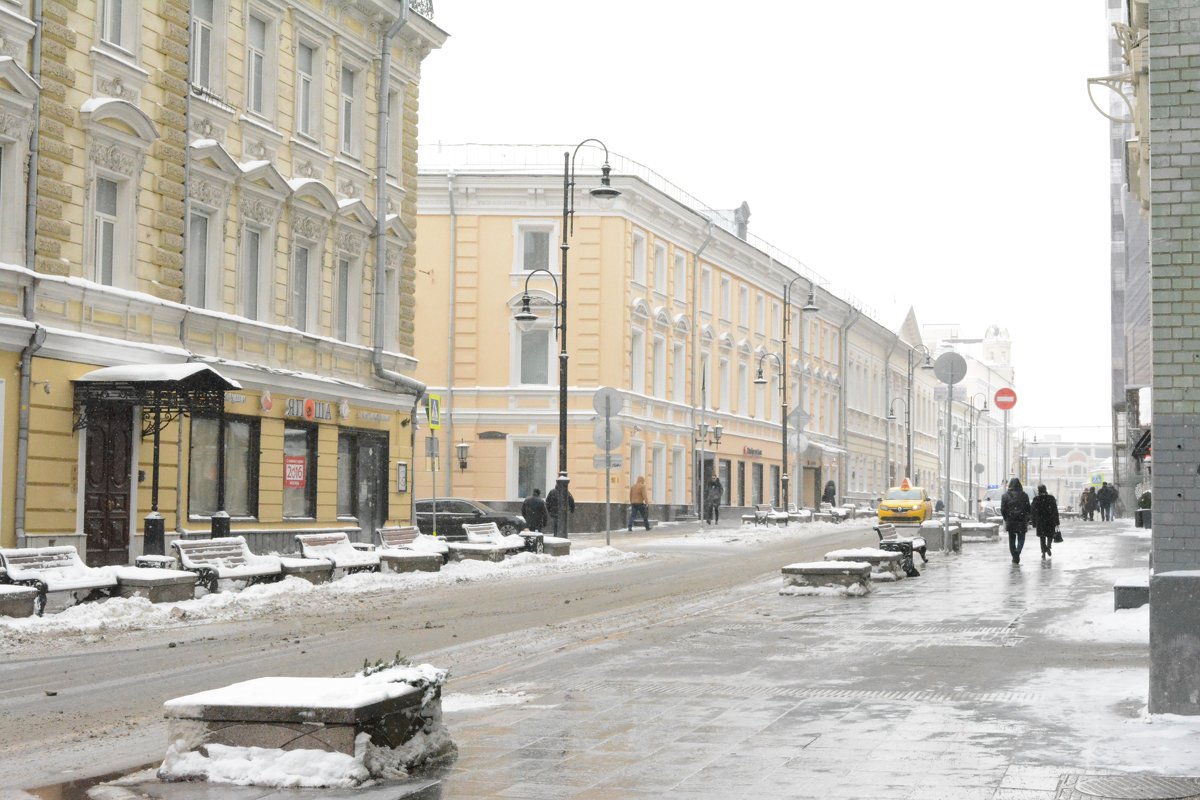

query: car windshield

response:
[885,489,923,501]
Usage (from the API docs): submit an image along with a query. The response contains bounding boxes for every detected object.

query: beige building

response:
[415,145,874,526]
[0,0,443,561]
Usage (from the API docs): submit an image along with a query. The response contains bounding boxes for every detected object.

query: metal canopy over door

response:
[83,402,132,566]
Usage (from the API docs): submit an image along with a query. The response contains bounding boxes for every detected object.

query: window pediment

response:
[288,178,339,215]
[81,97,157,144]
[631,298,650,320]
[672,313,690,335]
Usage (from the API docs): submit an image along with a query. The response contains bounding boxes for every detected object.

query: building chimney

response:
[734,201,751,240]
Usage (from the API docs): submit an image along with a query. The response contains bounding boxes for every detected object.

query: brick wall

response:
[1150,0,1200,573]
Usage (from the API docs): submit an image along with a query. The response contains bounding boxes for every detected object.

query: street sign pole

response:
[604,395,611,547]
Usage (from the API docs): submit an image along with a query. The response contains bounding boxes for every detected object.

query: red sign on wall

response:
[283,455,307,488]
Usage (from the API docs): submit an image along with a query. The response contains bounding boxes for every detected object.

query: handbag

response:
[1053,527,1063,543]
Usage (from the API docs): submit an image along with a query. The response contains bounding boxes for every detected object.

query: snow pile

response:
[159,663,455,788]
[0,545,641,640]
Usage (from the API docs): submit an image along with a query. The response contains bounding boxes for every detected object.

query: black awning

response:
[1131,428,1152,460]
[73,363,241,433]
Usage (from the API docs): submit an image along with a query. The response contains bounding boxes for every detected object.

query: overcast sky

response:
[417,1,1116,439]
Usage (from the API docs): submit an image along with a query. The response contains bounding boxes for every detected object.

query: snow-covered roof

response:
[76,362,241,390]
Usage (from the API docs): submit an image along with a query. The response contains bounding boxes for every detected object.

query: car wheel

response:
[500,523,520,537]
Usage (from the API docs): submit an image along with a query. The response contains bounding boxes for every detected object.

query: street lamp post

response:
[904,345,935,482]
[513,140,619,538]
[967,393,989,521]
[781,277,818,507]
[754,352,786,508]
[885,397,908,487]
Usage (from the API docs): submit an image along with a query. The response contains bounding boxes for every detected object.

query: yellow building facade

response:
[414,146,857,525]
[0,0,443,561]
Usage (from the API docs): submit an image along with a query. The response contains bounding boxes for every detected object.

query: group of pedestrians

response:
[1078,483,1120,521]
[520,473,728,534]
[519,486,575,534]
[1000,477,1061,564]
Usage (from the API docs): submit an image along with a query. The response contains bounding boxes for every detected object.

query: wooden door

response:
[83,403,132,567]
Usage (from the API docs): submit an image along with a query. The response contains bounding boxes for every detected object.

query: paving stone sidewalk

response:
[427,519,1200,799]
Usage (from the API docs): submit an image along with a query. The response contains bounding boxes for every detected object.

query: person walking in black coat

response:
[521,488,548,533]
[1098,482,1117,521]
[1030,484,1060,559]
[1001,477,1031,565]
[704,475,723,525]
[545,485,575,535]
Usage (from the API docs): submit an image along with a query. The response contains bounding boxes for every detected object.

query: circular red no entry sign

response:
[994,387,1017,410]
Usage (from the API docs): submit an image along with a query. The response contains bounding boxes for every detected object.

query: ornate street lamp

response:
[513,140,619,538]
[902,344,935,482]
[754,352,787,507]
[781,276,818,507]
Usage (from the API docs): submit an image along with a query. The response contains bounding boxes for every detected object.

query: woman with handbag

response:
[1030,484,1061,559]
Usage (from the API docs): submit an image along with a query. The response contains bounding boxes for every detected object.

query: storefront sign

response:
[479,431,507,440]
[283,455,307,488]
[743,447,763,456]
[285,397,334,422]
[358,411,391,423]
[225,393,246,405]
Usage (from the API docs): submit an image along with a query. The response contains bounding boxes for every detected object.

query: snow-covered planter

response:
[159,663,455,788]
[780,560,872,596]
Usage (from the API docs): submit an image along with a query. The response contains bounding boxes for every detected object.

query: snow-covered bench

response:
[824,548,906,581]
[874,523,927,577]
[294,532,379,574]
[375,526,445,573]
[172,536,283,593]
[459,522,528,561]
[742,504,788,526]
[0,546,118,616]
[786,504,812,523]
[781,561,872,594]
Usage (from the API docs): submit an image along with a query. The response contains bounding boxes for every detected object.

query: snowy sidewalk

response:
[429,519,1200,799]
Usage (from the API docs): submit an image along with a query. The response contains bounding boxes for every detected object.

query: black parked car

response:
[413,498,526,540]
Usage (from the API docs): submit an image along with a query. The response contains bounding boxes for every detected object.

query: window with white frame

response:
[738,286,749,327]
[767,373,778,422]
[386,90,402,176]
[754,379,764,419]
[629,440,644,482]
[738,362,748,414]
[239,224,268,321]
[518,327,551,385]
[515,441,550,498]
[246,13,269,116]
[672,342,685,403]
[98,0,136,50]
[296,41,318,138]
[700,351,711,408]
[652,336,666,398]
[652,445,666,503]
[700,266,711,313]
[771,302,781,341]
[720,276,731,320]
[673,252,686,301]
[186,210,213,308]
[334,255,361,342]
[192,0,214,87]
[632,231,646,285]
[653,243,667,294]
[518,223,553,272]
[384,261,399,347]
[631,327,646,394]
[672,447,685,504]
[291,243,312,330]
[755,294,765,334]
[719,358,730,413]
[339,64,362,157]
[92,176,120,286]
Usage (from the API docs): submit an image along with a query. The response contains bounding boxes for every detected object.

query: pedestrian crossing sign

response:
[426,394,441,430]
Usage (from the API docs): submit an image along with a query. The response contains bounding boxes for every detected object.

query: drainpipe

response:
[689,220,714,516]
[374,1,426,522]
[837,307,861,505]
[15,0,45,548]
[442,171,456,496]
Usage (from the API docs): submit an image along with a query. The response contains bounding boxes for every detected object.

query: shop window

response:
[188,415,259,518]
[283,423,317,519]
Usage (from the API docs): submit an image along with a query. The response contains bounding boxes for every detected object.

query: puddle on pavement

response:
[26,765,154,799]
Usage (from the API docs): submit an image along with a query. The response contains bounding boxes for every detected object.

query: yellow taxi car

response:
[877,478,933,523]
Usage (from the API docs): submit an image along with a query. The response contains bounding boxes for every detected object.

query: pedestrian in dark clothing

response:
[1030,484,1060,559]
[545,486,576,535]
[1098,482,1117,521]
[704,475,723,524]
[821,480,837,507]
[1079,489,1091,521]
[521,488,548,533]
[1001,477,1031,564]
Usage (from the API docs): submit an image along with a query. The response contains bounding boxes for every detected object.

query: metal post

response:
[556,149,571,539]
[943,380,953,551]
[145,390,165,555]
[604,396,611,546]
[906,350,914,480]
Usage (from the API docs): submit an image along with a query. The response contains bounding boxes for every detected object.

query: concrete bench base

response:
[447,544,505,562]
[960,522,999,541]
[542,537,571,556]
[781,561,872,594]
[1115,581,1150,610]
[380,552,443,573]
[114,567,198,603]
[279,558,334,585]
[0,584,38,617]
[163,676,436,757]
[921,524,962,553]
[824,549,905,580]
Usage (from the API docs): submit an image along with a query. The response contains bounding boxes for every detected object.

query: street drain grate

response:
[1064,776,1200,799]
